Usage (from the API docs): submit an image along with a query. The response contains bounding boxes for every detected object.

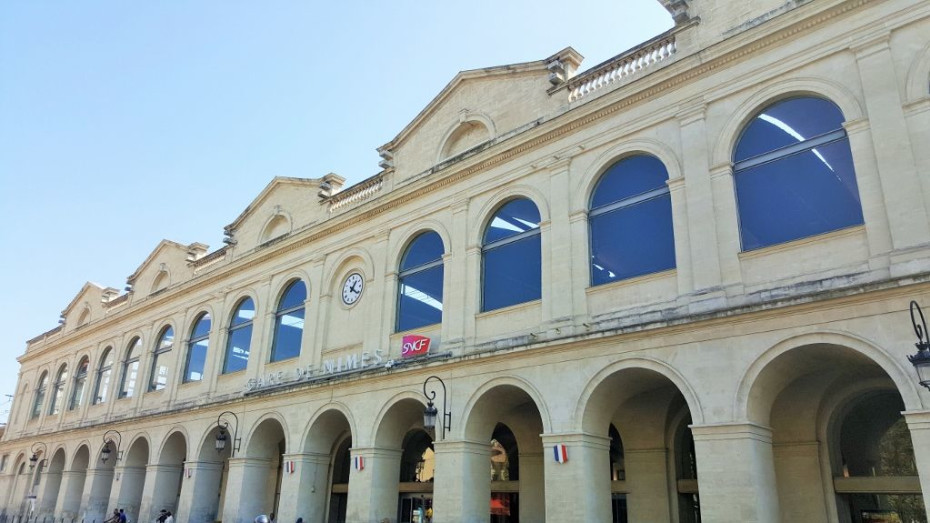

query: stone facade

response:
[2,0,930,522]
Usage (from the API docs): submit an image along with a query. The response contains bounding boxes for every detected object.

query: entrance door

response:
[398,493,431,523]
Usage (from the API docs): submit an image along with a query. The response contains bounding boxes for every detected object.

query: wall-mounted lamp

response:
[907,300,930,390]
[422,376,451,440]
[101,429,122,463]
[29,442,47,470]
[215,411,241,456]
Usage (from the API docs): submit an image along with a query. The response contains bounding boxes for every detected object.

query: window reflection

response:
[482,199,542,311]
[119,337,142,398]
[31,372,48,419]
[397,232,444,332]
[271,281,306,362]
[49,365,68,415]
[94,347,114,404]
[70,357,89,410]
[185,313,211,382]
[149,326,174,392]
[224,298,255,373]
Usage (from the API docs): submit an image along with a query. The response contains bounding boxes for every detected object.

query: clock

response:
[341,272,364,305]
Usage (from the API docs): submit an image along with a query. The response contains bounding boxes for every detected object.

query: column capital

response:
[540,431,611,450]
[904,409,930,430]
[433,438,492,457]
[690,421,773,443]
[282,451,332,465]
[349,446,402,459]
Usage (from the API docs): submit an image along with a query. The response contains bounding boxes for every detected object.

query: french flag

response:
[354,456,365,471]
[284,461,296,474]
[553,444,568,463]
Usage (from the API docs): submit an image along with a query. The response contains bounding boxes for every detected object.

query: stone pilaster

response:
[346,446,402,523]
[432,439,491,523]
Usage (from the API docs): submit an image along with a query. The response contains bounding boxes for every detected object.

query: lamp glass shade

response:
[915,357,930,389]
[423,403,438,430]
[101,446,111,463]
[215,431,227,452]
[29,454,38,468]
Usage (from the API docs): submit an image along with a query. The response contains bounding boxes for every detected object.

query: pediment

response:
[61,282,119,332]
[378,47,583,180]
[224,175,344,255]
[127,239,203,298]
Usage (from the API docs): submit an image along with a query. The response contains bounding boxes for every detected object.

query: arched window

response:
[184,312,211,382]
[397,232,444,331]
[733,96,863,250]
[31,372,48,419]
[589,155,675,285]
[49,365,68,415]
[94,347,114,404]
[70,357,89,410]
[149,326,174,391]
[482,198,542,312]
[270,281,306,362]
[119,337,142,399]
[223,297,255,373]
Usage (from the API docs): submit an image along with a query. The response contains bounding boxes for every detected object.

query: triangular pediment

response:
[224,175,344,255]
[378,47,583,180]
[127,239,201,298]
[61,282,119,332]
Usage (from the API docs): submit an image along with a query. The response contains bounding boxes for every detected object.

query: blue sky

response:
[0,1,673,423]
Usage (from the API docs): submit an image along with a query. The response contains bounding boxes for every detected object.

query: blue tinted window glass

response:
[278,281,306,311]
[401,232,444,271]
[191,313,211,339]
[231,298,255,326]
[736,139,863,250]
[482,234,542,311]
[126,337,142,360]
[590,194,676,285]
[734,97,846,162]
[591,156,669,208]
[224,324,252,373]
[157,326,174,350]
[271,307,305,362]
[484,199,541,244]
[398,265,444,331]
[186,337,208,382]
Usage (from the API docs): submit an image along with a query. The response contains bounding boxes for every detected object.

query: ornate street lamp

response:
[908,300,930,390]
[422,376,451,440]
[215,411,241,456]
[101,430,122,463]
[28,442,47,470]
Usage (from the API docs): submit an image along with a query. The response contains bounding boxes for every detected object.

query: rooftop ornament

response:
[100,429,122,463]
[907,300,930,390]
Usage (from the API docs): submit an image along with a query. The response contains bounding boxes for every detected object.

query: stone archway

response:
[140,431,187,523]
[286,408,354,523]
[111,437,149,523]
[56,445,89,519]
[222,417,287,523]
[37,448,66,518]
[184,425,232,523]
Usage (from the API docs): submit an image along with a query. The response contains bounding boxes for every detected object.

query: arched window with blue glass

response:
[397,231,444,331]
[733,96,864,250]
[223,297,255,373]
[482,198,542,312]
[270,280,306,362]
[184,312,211,382]
[588,154,676,285]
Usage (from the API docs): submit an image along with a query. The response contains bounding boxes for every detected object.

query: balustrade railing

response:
[328,175,383,213]
[567,34,677,102]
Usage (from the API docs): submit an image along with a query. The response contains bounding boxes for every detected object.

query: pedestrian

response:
[269,512,276,523]
[119,508,128,523]
[105,509,120,523]
[254,515,270,523]
[164,511,174,523]
[156,509,168,523]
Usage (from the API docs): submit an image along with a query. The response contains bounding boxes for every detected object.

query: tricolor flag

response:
[284,461,296,474]
[553,444,568,463]
[353,456,365,471]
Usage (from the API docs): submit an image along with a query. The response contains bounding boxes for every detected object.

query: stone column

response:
[625,448,672,522]
[667,177,694,295]
[276,452,329,523]
[433,439,490,523]
[772,441,830,522]
[904,410,930,519]
[691,422,779,523]
[55,469,87,519]
[541,433,612,522]
[138,463,183,523]
[221,457,271,523]
[80,467,115,523]
[853,34,930,257]
[346,447,401,523]
[109,465,146,523]
[37,468,63,518]
[176,461,225,523]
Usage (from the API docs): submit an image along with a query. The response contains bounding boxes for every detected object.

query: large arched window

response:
[70,356,89,410]
[94,347,114,404]
[589,154,675,285]
[49,365,68,415]
[31,372,48,419]
[149,326,174,391]
[184,312,211,382]
[119,337,142,399]
[733,96,863,250]
[223,297,255,373]
[482,198,542,312]
[397,231,444,331]
[270,281,306,362]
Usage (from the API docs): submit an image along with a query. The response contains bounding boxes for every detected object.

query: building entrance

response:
[398,493,431,523]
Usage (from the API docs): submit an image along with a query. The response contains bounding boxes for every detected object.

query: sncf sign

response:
[401,335,431,358]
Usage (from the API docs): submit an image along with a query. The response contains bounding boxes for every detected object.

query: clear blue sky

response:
[0,1,673,423]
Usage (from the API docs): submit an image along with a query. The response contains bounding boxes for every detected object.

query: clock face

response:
[341,272,364,305]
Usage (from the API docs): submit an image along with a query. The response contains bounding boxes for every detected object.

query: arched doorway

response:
[745,341,926,522]
[300,409,353,523]
[398,429,434,523]
[186,425,231,523]
[57,445,89,519]
[144,431,187,522]
[581,366,701,522]
[236,418,286,521]
[112,437,149,523]
[38,448,66,518]
[460,383,547,522]
[82,440,117,523]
